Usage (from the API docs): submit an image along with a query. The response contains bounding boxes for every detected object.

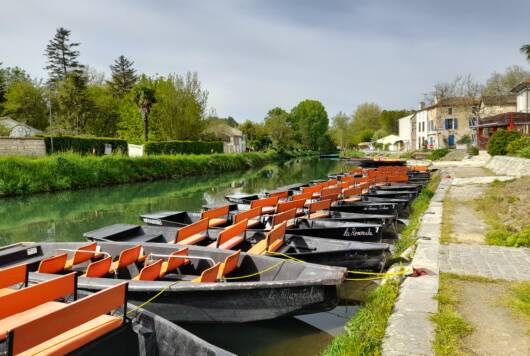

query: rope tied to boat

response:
[267,251,409,281]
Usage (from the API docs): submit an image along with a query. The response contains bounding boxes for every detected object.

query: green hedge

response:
[40,136,128,155]
[144,140,223,155]
[487,129,522,156]
[506,136,530,156]
[427,148,450,161]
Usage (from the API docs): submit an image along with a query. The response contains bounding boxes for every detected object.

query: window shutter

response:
[444,119,449,129]
[454,119,458,129]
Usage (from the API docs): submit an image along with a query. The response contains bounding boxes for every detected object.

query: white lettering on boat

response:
[143,218,163,225]
[343,228,374,237]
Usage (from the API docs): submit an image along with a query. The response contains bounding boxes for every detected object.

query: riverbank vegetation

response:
[322,279,400,356]
[474,177,530,247]
[0,150,312,197]
[393,172,441,256]
[427,148,450,161]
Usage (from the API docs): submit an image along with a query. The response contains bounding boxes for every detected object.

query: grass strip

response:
[322,279,400,356]
[0,150,313,197]
[393,171,441,256]
[504,281,530,321]
[431,274,474,356]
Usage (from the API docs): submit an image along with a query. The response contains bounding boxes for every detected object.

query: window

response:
[468,116,477,128]
[448,107,453,115]
[444,118,458,130]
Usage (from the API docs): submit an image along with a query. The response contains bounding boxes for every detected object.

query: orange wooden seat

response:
[250,197,279,215]
[302,185,323,197]
[268,191,289,200]
[209,219,247,250]
[160,248,189,277]
[5,282,127,355]
[134,259,163,281]
[233,207,262,228]
[82,256,112,278]
[271,209,297,228]
[301,199,331,219]
[247,222,287,255]
[64,242,99,269]
[217,250,241,278]
[109,244,144,274]
[192,263,221,283]
[0,264,27,295]
[291,192,313,203]
[37,253,68,274]
[276,200,305,215]
[201,205,230,227]
[0,273,76,325]
[173,218,209,245]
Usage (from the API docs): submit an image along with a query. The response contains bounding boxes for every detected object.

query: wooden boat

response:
[0,264,232,355]
[141,202,385,243]
[0,241,345,323]
[84,221,390,271]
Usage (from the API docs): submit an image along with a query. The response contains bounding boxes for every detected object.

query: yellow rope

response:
[267,251,409,279]
[223,260,285,280]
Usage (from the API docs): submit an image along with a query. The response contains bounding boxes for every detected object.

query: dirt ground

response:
[444,185,488,244]
[455,280,530,356]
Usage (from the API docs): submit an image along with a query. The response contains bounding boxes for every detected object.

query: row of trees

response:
[0,28,210,144]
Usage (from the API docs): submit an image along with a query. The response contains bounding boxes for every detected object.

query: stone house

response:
[204,123,246,153]
[475,78,530,148]
[414,97,479,149]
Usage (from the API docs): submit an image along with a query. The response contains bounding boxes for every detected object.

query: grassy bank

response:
[0,150,312,197]
[322,280,400,356]
[474,177,530,247]
[393,171,441,256]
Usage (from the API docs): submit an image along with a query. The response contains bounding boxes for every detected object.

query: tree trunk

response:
[141,107,149,142]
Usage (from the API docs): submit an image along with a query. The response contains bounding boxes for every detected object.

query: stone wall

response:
[485,155,530,177]
[0,137,46,156]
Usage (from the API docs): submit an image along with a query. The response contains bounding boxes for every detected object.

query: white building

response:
[0,117,42,137]
[415,107,429,150]
[513,78,530,113]
[376,134,403,152]
[398,114,414,151]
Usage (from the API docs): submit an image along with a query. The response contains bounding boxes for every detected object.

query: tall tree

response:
[329,112,350,149]
[424,74,482,104]
[290,100,329,150]
[264,107,294,149]
[379,110,412,134]
[482,65,530,95]
[3,81,48,130]
[0,63,30,109]
[108,55,138,97]
[133,76,157,142]
[44,27,84,82]
[521,44,530,63]
[351,102,382,133]
[55,73,92,134]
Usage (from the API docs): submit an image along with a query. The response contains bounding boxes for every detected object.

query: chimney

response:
[419,102,425,110]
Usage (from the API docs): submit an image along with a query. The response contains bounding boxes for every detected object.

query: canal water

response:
[0,158,362,355]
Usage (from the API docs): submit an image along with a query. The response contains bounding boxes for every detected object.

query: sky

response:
[1,0,530,122]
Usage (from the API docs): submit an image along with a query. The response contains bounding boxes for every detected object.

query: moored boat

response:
[0,241,345,323]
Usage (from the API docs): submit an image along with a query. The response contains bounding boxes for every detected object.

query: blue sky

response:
[1,0,529,121]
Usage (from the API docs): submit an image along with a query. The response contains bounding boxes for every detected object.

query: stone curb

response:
[382,173,451,356]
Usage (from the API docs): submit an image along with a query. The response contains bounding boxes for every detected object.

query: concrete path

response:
[440,244,530,281]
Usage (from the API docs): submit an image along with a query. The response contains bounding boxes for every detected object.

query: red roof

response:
[477,112,530,128]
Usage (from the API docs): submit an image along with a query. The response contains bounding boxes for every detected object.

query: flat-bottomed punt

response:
[0,241,345,323]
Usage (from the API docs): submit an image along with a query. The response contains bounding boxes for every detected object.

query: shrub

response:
[144,140,223,155]
[467,146,479,155]
[427,148,450,161]
[487,129,522,156]
[506,136,530,156]
[457,134,471,145]
[518,147,530,158]
[40,135,127,155]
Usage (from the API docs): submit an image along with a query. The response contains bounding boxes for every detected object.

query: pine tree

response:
[44,27,84,82]
[108,55,138,97]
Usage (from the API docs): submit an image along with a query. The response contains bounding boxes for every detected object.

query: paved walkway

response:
[440,244,530,281]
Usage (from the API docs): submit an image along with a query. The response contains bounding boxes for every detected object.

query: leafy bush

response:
[457,134,471,144]
[427,148,450,161]
[467,146,479,155]
[0,125,11,136]
[144,140,223,155]
[518,147,530,158]
[486,226,530,247]
[506,136,530,156]
[487,129,522,156]
[40,135,127,155]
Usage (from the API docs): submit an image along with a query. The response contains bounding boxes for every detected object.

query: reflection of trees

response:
[0,158,357,244]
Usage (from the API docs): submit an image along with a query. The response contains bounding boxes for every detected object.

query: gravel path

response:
[440,244,530,281]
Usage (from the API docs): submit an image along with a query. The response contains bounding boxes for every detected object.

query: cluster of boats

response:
[0,162,430,355]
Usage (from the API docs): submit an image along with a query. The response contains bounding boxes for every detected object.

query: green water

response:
[0,157,358,355]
